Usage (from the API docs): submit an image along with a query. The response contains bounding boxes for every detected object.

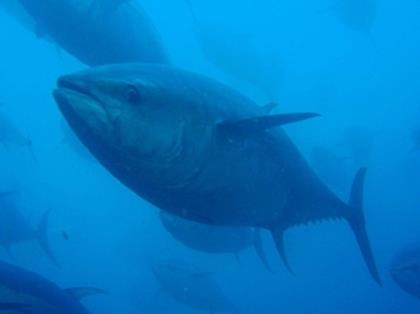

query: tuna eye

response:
[125,85,141,104]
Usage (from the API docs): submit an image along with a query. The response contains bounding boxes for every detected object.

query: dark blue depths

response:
[0,0,419,313]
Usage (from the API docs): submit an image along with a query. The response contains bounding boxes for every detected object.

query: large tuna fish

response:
[391,245,420,298]
[53,63,381,284]
[0,193,57,265]
[160,211,270,270]
[185,0,283,102]
[0,259,105,313]
[152,259,240,313]
[11,0,169,66]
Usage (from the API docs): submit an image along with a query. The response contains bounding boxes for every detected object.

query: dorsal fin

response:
[260,102,279,114]
[217,113,320,137]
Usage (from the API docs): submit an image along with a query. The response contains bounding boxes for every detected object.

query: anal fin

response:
[253,229,272,272]
[271,228,294,275]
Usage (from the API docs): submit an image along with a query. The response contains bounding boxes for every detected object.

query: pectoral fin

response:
[260,102,279,114]
[217,113,320,137]
[65,287,107,300]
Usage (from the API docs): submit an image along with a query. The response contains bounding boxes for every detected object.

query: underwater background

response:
[0,0,419,313]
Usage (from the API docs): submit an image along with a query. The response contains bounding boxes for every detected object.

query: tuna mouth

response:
[53,75,108,136]
[54,75,104,114]
[55,76,103,106]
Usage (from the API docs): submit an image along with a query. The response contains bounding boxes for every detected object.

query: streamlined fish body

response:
[391,245,420,298]
[0,195,57,265]
[160,211,270,270]
[0,259,104,313]
[16,0,169,66]
[152,259,239,313]
[0,111,31,149]
[53,63,380,284]
[161,211,253,254]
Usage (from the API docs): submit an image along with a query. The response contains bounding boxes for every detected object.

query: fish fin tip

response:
[217,112,321,137]
[346,168,382,285]
[271,228,295,275]
[65,287,108,300]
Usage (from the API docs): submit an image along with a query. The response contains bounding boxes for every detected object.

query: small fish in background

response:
[61,231,69,241]
[0,109,36,160]
[0,259,106,313]
[333,0,377,33]
[152,259,240,314]
[160,211,271,271]
[0,110,32,148]
[185,0,283,102]
[391,245,420,299]
[6,0,169,66]
[0,194,58,266]
[0,0,38,34]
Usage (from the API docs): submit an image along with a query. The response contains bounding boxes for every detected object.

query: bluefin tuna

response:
[152,259,240,314]
[391,245,420,298]
[0,110,32,149]
[53,63,381,284]
[185,0,283,102]
[14,0,169,66]
[0,259,105,313]
[160,211,271,270]
[0,194,57,265]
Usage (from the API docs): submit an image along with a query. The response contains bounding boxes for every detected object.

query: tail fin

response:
[253,229,272,272]
[36,209,59,266]
[346,168,381,285]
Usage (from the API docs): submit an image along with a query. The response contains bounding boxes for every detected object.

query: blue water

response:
[0,0,420,313]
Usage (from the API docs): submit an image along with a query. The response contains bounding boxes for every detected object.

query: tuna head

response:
[391,247,420,298]
[53,64,209,189]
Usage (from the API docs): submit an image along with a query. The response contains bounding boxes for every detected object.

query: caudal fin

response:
[37,209,59,266]
[346,168,382,285]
